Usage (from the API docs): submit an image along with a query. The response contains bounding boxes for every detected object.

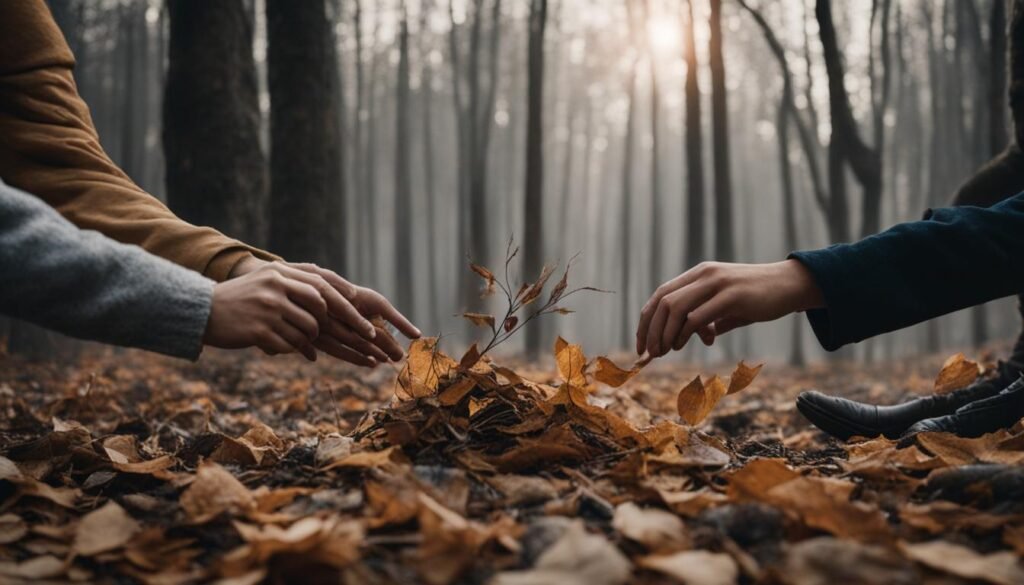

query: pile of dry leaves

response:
[2,258,1024,584]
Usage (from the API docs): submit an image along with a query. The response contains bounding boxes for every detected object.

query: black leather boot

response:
[901,375,1024,438]
[796,361,1020,440]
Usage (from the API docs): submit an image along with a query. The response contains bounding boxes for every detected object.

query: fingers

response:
[323,319,390,362]
[636,265,706,354]
[377,297,421,339]
[313,336,378,368]
[277,289,321,340]
[712,317,749,337]
[274,264,376,339]
[274,319,318,361]
[256,329,296,356]
[645,303,670,359]
[675,293,734,349]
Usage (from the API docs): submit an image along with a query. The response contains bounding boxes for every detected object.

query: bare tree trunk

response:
[620,66,638,349]
[394,2,414,320]
[420,2,441,333]
[164,0,266,244]
[709,0,734,262]
[683,0,705,268]
[327,0,347,273]
[352,0,368,278]
[644,0,663,291]
[266,0,342,265]
[523,0,548,356]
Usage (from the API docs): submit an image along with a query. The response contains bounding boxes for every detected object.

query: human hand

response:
[231,257,421,365]
[203,267,323,360]
[636,260,824,358]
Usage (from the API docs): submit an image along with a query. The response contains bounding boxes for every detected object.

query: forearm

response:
[0,183,215,360]
[790,192,1024,350]
[0,3,277,282]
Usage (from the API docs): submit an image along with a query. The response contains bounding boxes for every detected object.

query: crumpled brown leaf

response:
[179,461,256,523]
[638,550,739,585]
[611,502,688,552]
[934,353,981,394]
[901,540,1024,585]
[490,520,631,585]
[73,501,140,556]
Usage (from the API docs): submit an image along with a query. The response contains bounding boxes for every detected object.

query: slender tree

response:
[394,1,414,320]
[643,0,664,292]
[265,0,342,266]
[523,0,548,356]
[164,0,266,244]
[709,0,734,262]
[683,0,705,268]
[419,1,442,332]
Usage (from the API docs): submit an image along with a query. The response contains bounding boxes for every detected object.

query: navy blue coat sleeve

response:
[788,191,1024,351]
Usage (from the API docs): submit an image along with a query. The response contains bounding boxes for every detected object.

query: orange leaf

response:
[593,357,644,388]
[676,375,727,426]
[727,361,764,395]
[554,336,588,387]
[462,313,496,330]
[934,353,981,394]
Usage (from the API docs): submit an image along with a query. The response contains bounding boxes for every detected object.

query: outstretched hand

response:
[636,260,824,358]
[230,258,421,366]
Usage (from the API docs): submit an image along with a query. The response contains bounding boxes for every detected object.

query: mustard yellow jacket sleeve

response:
[0,0,278,281]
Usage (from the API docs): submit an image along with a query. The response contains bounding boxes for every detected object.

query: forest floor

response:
[1,339,1024,585]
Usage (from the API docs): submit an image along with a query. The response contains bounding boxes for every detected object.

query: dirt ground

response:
[1,340,1022,584]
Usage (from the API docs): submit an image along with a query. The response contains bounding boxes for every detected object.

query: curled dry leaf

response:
[462,313,496,330]
[490,520,631,585]
[611,503,688,552]
[727,361,764,395]
[934,353,981,394]
[179,461,256,524]
[900,540,1024,585]
[399,337,457,397]
[638,550,739,585]
[593,357,645,388]
[677,375,727,426]
[73,501,141,557]
[554,336,588,388]
[470,263,497,297]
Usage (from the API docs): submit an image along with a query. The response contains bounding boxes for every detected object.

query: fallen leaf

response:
[727,361,764,395]
[934,353,981,394]
[677,375,727,426]
[901,540,1024,585]
[490,520,631,585]
[179,461,256,523]
[554,337,588,388]
[780,537,917,585]
[0,514,27,544]
[73,501,141,556]
[612,502,688,552]
[593,357,644,388]
[638,550,738,585]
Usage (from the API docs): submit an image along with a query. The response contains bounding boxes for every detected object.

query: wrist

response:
[228,255,269,279]
[781,259,824,312]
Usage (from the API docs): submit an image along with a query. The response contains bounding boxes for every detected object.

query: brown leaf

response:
[399,337,457,396]
[547,265,570,305]
[554,336,588,388]
[901,540,1024,585]
[490,520,631,585]
[520,265,555,305]
[321,445,405,470]
[438,377,478,406]
[0,514,27,545]
[179,461,256,523]
[593,357,644,388]
[462,312,496,330]
[727,361,764,395]
[934,353,981,394]
[0,556,66,580]
[503,315,519,332]
[676,375,727,426]
[638,550,738,585]
[470,263,497,297]
[459,343,482,370]
[74,501,141,556]
[612,503,688,552]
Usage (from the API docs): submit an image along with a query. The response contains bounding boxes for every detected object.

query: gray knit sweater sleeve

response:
[0,180,214,360]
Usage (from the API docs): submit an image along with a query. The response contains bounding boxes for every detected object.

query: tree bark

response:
[709,0,734,261]
[164,0,266,244]
[644,0,664,290]
[394,3,414,320]
[683,0,705,268]
[265,0,342,266]
[523,0,548,356]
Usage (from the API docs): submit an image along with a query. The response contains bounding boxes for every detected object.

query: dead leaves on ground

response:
[1,345,1024,584]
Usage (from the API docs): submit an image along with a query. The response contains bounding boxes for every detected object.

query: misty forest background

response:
[24,0,1021,365]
